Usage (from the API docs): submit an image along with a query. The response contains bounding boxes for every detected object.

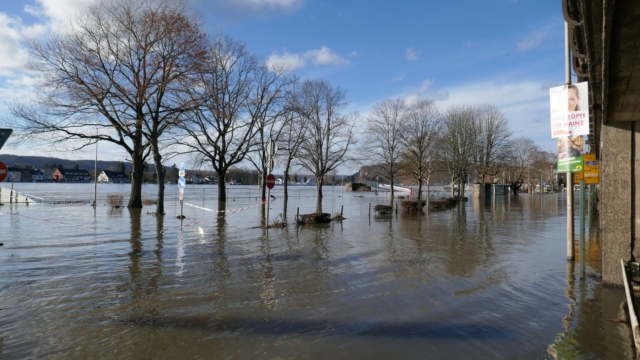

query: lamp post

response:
[550,166,554,192]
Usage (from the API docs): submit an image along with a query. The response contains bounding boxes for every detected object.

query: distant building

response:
[98,170,130,183]
[4,168,44,182]
[6,167,21,182]
[53,168,91,183]
[43,170,55,182]
[32,170,43,182]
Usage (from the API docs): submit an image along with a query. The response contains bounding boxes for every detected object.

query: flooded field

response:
[0,183,634,359]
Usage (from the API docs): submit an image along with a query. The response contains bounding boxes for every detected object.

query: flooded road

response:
[0,184,634,358]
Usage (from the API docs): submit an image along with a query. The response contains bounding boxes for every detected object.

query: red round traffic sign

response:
[0,161,7,182]
[266,173,276,189]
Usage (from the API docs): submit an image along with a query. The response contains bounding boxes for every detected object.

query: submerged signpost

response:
[573,154,599,278]
[550,81,589,265]
[265,139,277,228]
[178,161,186,221]
[551,23,590,267]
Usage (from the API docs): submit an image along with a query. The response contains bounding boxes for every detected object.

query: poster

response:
[549,82,589,138]
[557,135,584,173]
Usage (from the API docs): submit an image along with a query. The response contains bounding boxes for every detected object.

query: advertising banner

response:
[557,136,584,172]
[549,82,589,138]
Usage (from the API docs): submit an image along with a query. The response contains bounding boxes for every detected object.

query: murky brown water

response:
[0,184,634,359]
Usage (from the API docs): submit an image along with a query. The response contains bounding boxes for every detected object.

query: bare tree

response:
[245,66,291,203]
[502,136,537,194]
[10,0,206,213]
[362,98,406,205]
[173,36,283,204]
[296,79,357,212]
[529,148,557,192]
[278,78,308,202]
[439,106,476,198]
[400,99,441,202]
[472,104,512,184]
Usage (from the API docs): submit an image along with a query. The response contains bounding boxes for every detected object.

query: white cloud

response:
[517,34,543,52]
[384,78,555,150]
[432,81,553,146]
[267,52,306,72]
[405,47,418,61]
[219,0,304,16]
[404,79,435,105]
[306,46,348,66]
[0,0,94,77]
[0,13,31,76]
[516,24,554,53]
[28,0,94,33]
[390,75,404,82]
[267,46,348,73]
[234,0,301,9]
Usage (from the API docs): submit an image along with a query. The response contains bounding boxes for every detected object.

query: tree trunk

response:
[426,177,430,207]
[417,176,423,202]
[260,171,266,202]
[389,177,395,206]
[218,171,227,203]
[153,150,166,215]
[316,178,323,213]
[283,169,289,203]
[128,152,145,208]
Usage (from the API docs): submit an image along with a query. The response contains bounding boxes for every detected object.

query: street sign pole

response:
[265,173,276,228]
[179,161,186,222]
[564,21,575,261]
[265,140,278,229]
[580,179,585,278]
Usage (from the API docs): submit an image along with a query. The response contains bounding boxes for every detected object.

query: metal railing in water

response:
[0,186,320,206]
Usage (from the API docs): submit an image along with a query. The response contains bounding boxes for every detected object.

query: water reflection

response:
[0,189,635,358]
[125,208,163,326]
[549,261,633,359]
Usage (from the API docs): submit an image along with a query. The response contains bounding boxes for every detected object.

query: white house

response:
[98,170,130,183]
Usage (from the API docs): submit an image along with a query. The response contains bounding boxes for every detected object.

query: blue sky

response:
[0,0,568,170]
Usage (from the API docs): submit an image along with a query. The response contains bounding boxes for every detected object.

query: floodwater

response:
[0,183,634,359]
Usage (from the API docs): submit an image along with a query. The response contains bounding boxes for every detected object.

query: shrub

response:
[107,194,124,208]
[374,204,393,214]
[400,200,426,212]
[297,212,332,224]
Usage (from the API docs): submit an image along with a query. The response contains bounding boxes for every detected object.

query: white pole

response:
[565,21,575,261]
[93,133,98,207]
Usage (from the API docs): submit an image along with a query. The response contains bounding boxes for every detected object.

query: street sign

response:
[582,153,599,184]
[266,173,276,189]
[558,156,583,172]
[0,161,7,182]
[178,161,186,178]
[178,177,186,189]
[268,158,277,173]
[0,129,12,150]
[572,153,599,184]
[266,140,278,157]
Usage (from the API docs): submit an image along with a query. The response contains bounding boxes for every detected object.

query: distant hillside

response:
[0,154,132,172]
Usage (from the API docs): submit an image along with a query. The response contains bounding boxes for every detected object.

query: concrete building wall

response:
[600,122,634,285]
